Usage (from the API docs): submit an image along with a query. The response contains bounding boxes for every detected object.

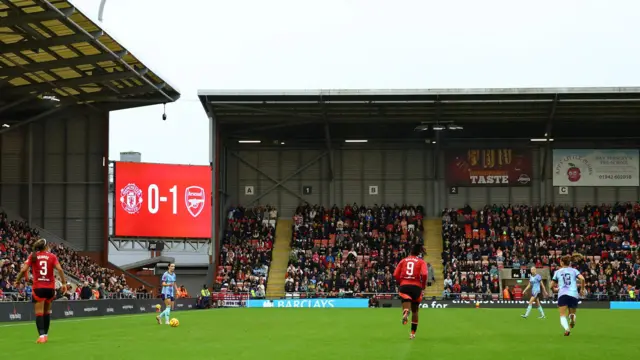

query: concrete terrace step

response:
[266,219,292,298]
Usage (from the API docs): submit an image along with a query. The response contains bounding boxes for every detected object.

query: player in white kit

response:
[549,254,585,336]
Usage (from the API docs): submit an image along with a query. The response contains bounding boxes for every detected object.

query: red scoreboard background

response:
[114,162,212,238]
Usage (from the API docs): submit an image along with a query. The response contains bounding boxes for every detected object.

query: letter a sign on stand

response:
[245,186,254,195]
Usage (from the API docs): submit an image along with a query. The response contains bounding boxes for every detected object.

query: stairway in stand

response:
[265,218,292,299]
[423,218,444,298]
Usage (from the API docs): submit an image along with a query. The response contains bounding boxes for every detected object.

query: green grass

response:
[0,308,637,359]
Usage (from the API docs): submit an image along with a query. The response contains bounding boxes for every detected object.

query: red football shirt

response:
[24,251,59,289]
[394,256,428,289]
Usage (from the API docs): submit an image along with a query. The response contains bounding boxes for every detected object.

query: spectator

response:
[80,281,92,300]
[0,211,130,298]
[288,203,424,297]
[442,203,640,300]
[216,206,276,297]
[177,285,189,298]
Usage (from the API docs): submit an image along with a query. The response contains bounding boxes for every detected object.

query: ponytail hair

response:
[30,238,47,264]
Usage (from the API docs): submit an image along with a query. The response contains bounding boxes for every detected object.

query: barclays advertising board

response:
[247,298,368,308]
[610,302,640,310]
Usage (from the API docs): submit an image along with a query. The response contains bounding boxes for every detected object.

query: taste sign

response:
[446,149,533,187]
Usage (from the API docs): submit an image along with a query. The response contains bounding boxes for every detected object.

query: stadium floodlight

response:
[238,140,261,144]
[345,140,368,143]
[530,138,554,142]
[432,124,445,131]
[1,124,9,128]
[447,124,463,130]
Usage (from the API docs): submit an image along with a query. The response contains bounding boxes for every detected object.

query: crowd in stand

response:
[287,203,425,297]
[0,212,135,301]
[442,204,640,300]
[215,206,277,298]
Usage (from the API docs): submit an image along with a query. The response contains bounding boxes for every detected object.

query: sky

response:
[70,0,640,165]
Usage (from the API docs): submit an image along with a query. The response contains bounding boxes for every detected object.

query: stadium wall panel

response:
[225,144,435,216]
[0,112,107,251]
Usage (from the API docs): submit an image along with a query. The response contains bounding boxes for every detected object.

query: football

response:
[169,318,180,327]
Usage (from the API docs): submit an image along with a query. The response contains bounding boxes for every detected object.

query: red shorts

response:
[32,288,55,303]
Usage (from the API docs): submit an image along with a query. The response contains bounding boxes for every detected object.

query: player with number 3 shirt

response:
[15,238,67,344]
[393,244,428,340]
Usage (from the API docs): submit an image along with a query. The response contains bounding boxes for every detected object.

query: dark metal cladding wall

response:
[0,112,107,251]
[225,141,640,218]
[225,144,435,217]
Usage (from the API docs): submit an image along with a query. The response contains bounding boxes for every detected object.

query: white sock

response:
[560,316,569,331]
[538,306,545,317]
[524,305,532,316]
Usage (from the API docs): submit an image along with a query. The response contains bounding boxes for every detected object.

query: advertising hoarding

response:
[552,149,639,187]
[445,149,533,187]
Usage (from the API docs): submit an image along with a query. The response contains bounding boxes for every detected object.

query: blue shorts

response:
[557,295,579,309]
[531,292,541,300]
[161,294,175,302]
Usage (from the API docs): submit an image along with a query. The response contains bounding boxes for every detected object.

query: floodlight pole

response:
[540,94,559,179]
[98,0,107,22]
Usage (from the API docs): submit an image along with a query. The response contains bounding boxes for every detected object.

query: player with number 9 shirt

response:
[393,244,428,340]
[15,238,67,344]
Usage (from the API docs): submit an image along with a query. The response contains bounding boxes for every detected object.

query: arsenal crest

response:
[185,186,206,218]
[120,183,143,214]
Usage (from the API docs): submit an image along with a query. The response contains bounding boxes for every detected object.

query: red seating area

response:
[0,211,128,299]
[287,204,424,297]
[442,204,640,300]
[215,206,277,297]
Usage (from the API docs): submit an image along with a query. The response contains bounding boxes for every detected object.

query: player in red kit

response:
[15,239,67,344]
[393,244,427,340]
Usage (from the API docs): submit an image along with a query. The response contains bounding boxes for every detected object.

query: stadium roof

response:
[198,87,640,144]
[0,0,180,124]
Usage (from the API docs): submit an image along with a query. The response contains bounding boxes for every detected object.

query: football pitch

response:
[0,308,636,359]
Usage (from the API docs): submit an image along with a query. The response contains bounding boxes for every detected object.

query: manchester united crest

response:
[120,183,143,214]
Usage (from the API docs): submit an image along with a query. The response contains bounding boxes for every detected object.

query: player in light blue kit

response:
[521,267,548,319]
[549,254,585,336]
[156,263,178,325]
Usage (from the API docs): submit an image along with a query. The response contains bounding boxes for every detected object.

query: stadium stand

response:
[286,204,425,298]
[441,204,640,300]
[0,211,134,300]
[215,206,277,298]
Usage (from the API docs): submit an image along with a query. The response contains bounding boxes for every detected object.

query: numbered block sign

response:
[114,162,212,238]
